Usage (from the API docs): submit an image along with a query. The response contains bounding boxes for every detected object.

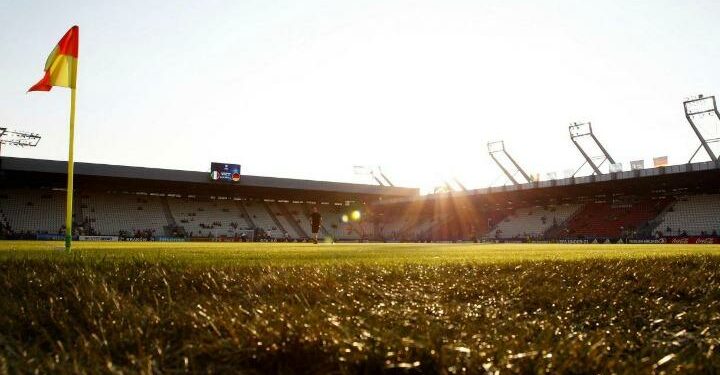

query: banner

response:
[557,239,590,244]
[630,160,645,170]
[653,156,668,167]
[664,236,720,244]
[628,238,666,244]
[79,235,118,241]
[36,233,65,241]
[156,237,186,242]
[212,237,244,242]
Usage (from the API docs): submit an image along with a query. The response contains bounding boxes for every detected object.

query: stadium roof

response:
[378,161,720,206]
[0,157,419,201]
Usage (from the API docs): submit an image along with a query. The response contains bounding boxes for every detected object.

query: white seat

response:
[656,195,720,236]
[488,204,581,238]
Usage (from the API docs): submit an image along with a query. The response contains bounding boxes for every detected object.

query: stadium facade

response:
[1,157,719,243]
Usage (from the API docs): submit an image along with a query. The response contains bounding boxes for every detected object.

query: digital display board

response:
[210,162,241,182]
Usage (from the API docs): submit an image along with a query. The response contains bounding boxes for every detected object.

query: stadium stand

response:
[282,202,315,238]
[377,210,461,241]
[81,192,168,237]
[374,199,444,241]
[0,189,66,234]
[488,204,581,239]
[2,157,720,243]
[316,204,352,240]
[406,216,437,240]
[166,196,250,238]
[478,210,509,236]
[267,201,305,239]
[560,198,671,239]
[654,194,720,236]
[354,221,374,240]
[243,201,284,239]
[376,215,406,240]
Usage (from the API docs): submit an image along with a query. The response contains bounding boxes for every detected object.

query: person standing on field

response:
[310,206,322,244]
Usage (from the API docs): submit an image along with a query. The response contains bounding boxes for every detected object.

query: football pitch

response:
[1,242,719,373]
[3,241,720,265]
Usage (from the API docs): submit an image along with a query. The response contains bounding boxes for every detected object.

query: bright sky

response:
[2,0,720,193]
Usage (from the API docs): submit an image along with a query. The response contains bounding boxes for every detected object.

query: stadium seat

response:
[82,192,168,236]
[167,197,254,238]
[267,201,305,239]
[488,204,581,239]
[562,198,670,239]
[0,189,66,234]
[655,194,720,236]
[242,201,285,239]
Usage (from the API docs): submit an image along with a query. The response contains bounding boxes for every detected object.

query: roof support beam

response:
[684,95,719,163]
[569,122,614,176]
[487,141,532,185]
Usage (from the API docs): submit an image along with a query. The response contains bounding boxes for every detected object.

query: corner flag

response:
[29,26,79,92]
[29,26,79,251]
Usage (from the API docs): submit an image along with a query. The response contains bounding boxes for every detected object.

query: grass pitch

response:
[1,242,719,373]
[2,241,720,265]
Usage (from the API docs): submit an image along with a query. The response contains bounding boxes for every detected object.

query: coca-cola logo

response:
[671,238,689,244]
[695,238,714,244]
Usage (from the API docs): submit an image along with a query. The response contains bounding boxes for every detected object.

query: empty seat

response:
[489,204,581,239]
[656,195,720,236]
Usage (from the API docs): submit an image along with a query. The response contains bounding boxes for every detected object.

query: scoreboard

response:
[210,162,241,182]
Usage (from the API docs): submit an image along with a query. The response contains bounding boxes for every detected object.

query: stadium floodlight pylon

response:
[0,127,42,158]
[0,127,41,171]
[487,140,532,185]
[376,166,394,187]
[684,94,720,163]
[0,127,41,148]
[353,165,394,186]
[452,177,468,192]
[353,165,383,185]
[568,122,615,176]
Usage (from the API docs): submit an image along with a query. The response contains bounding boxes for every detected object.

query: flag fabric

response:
[28,26,79,92]
[630,160,645,170]
[653,156,668,167]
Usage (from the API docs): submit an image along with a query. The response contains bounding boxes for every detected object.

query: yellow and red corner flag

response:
[29,26,79,92]
[28,26,80,252]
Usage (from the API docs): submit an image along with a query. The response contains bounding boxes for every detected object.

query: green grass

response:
[1,242,719,373]
[2,241,720,265]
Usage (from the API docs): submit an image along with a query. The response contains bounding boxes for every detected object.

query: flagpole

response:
[65,87,76,252]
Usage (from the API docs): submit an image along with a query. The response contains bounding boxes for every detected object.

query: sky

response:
[2,0,720,193]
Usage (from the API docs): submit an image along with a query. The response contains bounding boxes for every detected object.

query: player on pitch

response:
[310,206,322,244]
